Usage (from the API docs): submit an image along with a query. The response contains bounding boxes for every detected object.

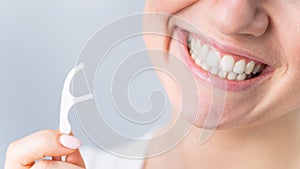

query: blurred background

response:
[0,0,173,166]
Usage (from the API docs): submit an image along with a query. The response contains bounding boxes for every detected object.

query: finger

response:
[5,130,81,169]
[31,160,84,169]
[66,149,86,168]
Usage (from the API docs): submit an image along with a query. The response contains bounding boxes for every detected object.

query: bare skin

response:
[5,130,85,169]
[143,0,300,168]
[143,111,300,169]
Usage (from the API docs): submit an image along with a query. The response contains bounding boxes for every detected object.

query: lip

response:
[174,27,274,91]
[189,33,266,65]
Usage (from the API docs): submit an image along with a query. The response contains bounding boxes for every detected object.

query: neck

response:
[179,110,300,169]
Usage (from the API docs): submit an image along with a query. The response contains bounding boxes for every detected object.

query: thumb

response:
[66,149,86,168]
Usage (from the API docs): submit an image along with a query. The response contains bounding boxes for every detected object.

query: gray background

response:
[0,0,172,167]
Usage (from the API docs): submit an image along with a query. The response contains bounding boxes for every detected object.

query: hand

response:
[4,130,86,169]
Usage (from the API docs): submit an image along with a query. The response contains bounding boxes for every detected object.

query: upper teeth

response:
[188,35,264,81]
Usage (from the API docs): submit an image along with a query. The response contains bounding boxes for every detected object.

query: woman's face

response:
[144,0,300,129]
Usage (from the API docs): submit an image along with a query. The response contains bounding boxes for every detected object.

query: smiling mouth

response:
[187,34,271,81]
[175,28,274,90]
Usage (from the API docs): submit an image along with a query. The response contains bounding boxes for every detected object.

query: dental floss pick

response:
[59,63,94,135]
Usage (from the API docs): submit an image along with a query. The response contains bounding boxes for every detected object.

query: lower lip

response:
[174,28,273,91]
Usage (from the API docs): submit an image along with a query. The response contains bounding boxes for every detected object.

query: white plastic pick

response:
[59,63,94,134]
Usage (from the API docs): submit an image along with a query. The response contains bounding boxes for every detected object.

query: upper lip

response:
[205,37,269,66]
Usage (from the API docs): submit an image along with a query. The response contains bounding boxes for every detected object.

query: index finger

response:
[4,130,82,169]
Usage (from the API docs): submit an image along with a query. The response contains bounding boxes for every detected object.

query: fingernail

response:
[59,135,81,149]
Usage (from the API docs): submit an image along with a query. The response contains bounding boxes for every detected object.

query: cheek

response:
[153,32,218,128]
[143,0,198,51]
[271,13,300,112]
[144,0,197,14]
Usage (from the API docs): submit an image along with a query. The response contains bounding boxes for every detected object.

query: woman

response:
[5,0,300,168]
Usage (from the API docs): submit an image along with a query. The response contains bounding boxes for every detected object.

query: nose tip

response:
[213,0,269,37]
